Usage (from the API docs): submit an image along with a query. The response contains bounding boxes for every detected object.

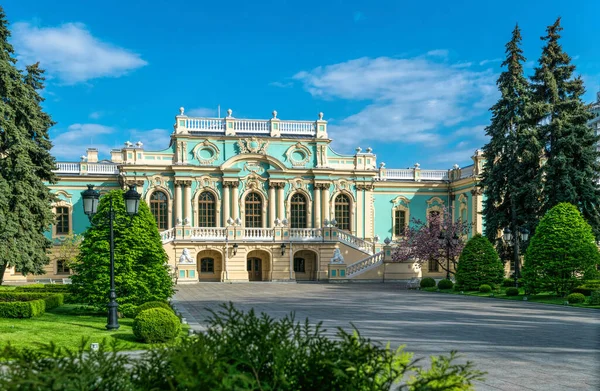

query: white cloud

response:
[269,81,294,88]
[479,58,502,66]
[128,128,171,151]
[89,111,103,119]
[293,56,497,151]
[12,22,147,84]
[186,107,219,117]
[431,148,478,165]
[51,123,115,160]
[452,125,489,141]
[427,49,449,58]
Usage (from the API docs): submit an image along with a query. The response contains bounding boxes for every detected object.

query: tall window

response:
[55,207,70,235]
[290,193,307,228]
[150,191,168,230]
[428,210,441,230]
[428,259,440,272]
[198,192,216,227]
[200,258,214,273]
[335,194,351,231]
[394,210,406,236]
[245,192,262,228]
[56,259,70,274]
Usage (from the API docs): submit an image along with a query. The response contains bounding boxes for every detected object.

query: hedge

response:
[15,284,70,292]
[0,293,64,318]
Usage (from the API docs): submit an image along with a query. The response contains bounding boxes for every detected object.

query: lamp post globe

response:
[503,227,512,242]
[81,184,100,217]
[123,185,141,217]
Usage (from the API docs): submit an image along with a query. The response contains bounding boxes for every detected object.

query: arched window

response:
[394,210,406,236]
[335,194,351,231]
[200,258,214,273]
[290,193,307,228]
[55,206,70,235]
[245,192,262,228]
[198,192,216,227]
[150,191,168,230]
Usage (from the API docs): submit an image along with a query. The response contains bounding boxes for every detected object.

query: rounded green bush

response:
[133,308,181,343]
[479,284,492,293]
[505,287,519,296]
[566,293,585,304]
[420,277,436,288]
[135,300,172,316]
[437,279,454,290]
[502,278,516,287]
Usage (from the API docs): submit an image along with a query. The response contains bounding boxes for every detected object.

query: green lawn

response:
[419,287,600,309]
[0,304,189,354]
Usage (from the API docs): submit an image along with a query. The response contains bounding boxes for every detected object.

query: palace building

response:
[2,108,485,283]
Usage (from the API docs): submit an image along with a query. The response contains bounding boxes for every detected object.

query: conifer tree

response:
[70,190,174,311]
[529,17,600,237]
[481,24,541,247]
[0,8,57,284]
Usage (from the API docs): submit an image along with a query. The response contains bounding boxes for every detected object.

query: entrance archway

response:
[293,249,318,281]
[196,249,223,282]
[247,250,271,281]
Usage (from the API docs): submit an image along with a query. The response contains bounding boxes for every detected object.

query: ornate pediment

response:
[391,195,410,208]
[238,137,269,155]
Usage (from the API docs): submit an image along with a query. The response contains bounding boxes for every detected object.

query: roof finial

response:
[179,107,185,115]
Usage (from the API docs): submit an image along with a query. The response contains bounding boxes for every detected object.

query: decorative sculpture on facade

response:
[238,137,269,155]
[179,248,195,264]
[330,248,345,264]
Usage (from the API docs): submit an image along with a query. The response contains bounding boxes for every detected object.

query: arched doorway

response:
[247,249,271,281]
[196,249,223,282]
[293,249,318,281]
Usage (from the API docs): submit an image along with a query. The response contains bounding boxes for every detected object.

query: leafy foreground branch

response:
[0,303,485,390]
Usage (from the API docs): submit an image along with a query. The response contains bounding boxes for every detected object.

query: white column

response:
[277,185,285,220]
[314,185,321,227]
[174,182,182,225]
[232,182,240,220]
[268,185,276,227]
[183,183,191,225]
[223,184,230,224]
[322,186,330,221]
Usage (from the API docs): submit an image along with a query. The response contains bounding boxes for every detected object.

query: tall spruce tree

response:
[0,8,57,284]
[481,24,541,247]
[529,17,600,237]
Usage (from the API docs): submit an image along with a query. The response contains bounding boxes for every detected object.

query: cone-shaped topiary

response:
[455,234,504,291]
[522,203,600,296]
[70,190,174,310]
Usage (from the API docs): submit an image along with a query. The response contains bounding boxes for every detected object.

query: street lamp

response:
[503,226,530,288]
[438,230,459,279]
[81,184,140,330]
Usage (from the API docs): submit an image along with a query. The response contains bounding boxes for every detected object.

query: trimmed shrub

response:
[438,279,454,290]
[455,234,504,290]
[571,287,597,296]
[0,299,46,318]
[589,291,600,305]
[479,284,492,293]
[502,278,517,287]
[133,308,181,343]
[120,303,139,318]
[16,284,69,292]
[135,300,172,316]
[420,277,436,288]
[522,203,600,296]
[566,293,585,304]
[505,287,519,296]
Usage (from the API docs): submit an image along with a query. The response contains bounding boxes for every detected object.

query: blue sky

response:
[3,0,599,169]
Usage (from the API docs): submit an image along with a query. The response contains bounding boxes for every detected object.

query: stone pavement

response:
[172,282,600,391]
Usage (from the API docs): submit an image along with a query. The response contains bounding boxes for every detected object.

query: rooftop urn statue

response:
[179,107,185,115]
[272,110,278,119]
[179,248,195,264]
[318,112,324,120]
[227,108,233,117]
[330,248,345,264]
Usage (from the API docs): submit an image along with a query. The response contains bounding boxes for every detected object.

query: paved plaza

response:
[172,283,600,391]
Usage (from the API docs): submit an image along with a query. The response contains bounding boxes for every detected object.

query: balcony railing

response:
[160,226,374,255]
[53,162,119,175]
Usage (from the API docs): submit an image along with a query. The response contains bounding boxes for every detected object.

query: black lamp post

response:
[81,184,140,330]
[438,230,459,280]
[503,226,530,288]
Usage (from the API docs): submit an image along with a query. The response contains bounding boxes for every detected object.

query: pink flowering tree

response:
[391,206,472,278]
